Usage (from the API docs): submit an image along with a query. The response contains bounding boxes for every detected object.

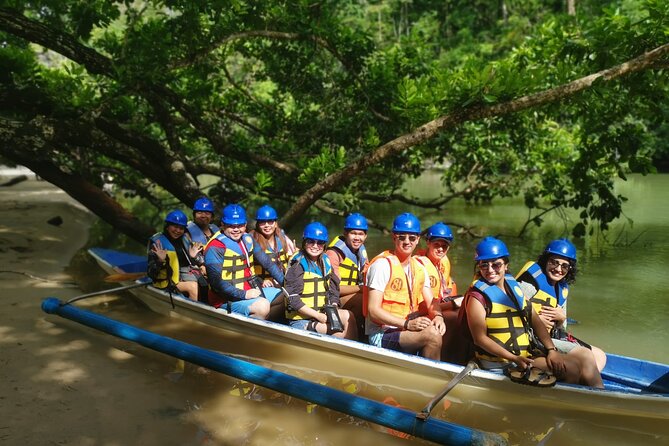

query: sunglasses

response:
[258,220,276,226]
[396,234,419,242]
[305,238,326,246]
[479,260,505,272]
[547,258,571,272]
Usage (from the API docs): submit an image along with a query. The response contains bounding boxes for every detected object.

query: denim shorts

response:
[225,287,281,317]
[288,319,318,332]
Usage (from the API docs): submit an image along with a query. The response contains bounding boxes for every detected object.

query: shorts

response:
[220,287,282,317]
[368,327,403,352]
[553,337,578,354]
[288,319,318,332]
[178,266,199,282]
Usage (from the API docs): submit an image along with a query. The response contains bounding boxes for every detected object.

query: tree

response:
[1,1,667,243]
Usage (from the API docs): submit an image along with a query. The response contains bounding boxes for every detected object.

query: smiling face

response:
[477,257,508,287]
[545,255,571,284]
[427,238,450,262]
[344,229,367,251]
[223,223,246,241]
[393,232,419,260]
[193,211,213,227]
[257,220,277,237]
[166,223,186,240]
[303,238,326,260]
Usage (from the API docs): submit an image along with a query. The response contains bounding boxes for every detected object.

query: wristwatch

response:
[547,347,558,353]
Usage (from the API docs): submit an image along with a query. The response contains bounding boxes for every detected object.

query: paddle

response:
[416,361,478,421]
[65,280,151,305]
[104,272,148,282]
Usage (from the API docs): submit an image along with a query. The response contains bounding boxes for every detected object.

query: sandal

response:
[504,366,557,387]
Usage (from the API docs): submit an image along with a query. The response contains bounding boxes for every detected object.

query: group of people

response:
[146,198,605,388]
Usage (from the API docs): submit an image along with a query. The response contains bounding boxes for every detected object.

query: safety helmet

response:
[221,204,247,225]
[392,213,421,234]
[256,205,278,221]
[426,222,454,242]
[164,210,188,227]
[544,238,577,261]
[475,236,510,261]
[344,213,368,231]
[303,222,329,242]
[193,197,214,213]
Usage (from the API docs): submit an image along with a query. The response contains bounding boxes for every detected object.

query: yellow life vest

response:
[472,275,531,363]
[363,251,425,322]
[211,233,256,290]
[148,233,180,289]
[516,261,568,316]
[252,230,289,280]
[286,253,333,320]
[327,236,368,286]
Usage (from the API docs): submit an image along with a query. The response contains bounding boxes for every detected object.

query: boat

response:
[86,247,669,441]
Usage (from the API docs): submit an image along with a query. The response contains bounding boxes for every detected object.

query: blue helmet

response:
[165,210,188,227]
[392,213,421,234]
[256,205,278,221]
[544,238,577,261]
[303,222,329,242]
[475,236,510,261]
[344,213,368,231]
[426,222,454,242]
[221,204,247,225]
[193,197,215,213]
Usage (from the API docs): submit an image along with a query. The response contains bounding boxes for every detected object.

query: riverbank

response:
[0,177,202,445]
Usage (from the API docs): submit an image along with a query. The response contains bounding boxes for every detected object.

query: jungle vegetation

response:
[1,0,668,243]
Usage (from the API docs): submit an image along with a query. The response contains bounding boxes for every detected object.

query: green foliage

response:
[1,0,667,240]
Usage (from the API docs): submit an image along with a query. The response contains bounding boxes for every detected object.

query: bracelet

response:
[547,347,558,353]
[403,319,409,330]
[433,313,444,319]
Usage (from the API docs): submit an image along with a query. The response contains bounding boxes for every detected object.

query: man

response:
[364,212,445,360]
[204,204,284,319]
[415,222,460,311]
[326,212,369,339]
[187,197,219,245]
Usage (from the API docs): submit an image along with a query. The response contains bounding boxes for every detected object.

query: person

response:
[284,222,357,339]
[415,222,459,311]
[463,236,603,388]
[250,204,296,287]
[364,213,445,360]
[516,238,607,371]
[325,212,369,340]
[147,210,204,301]
[203,204,284,319]
[186,197,219,245]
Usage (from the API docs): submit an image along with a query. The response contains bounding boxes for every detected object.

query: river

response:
[70,173,668,445]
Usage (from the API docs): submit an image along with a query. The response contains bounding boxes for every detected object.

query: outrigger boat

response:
[85,247,669,441]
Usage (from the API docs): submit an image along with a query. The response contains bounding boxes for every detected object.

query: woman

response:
[147,210,204,301]
[250,205,296,287]
[464,236,603,388]
[516,239,607,370]
[283,222,357,339]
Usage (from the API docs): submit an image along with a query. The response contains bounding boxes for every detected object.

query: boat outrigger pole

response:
[42,298,507,446]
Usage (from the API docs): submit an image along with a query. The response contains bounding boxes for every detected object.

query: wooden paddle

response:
[104,272,148,282]
[416,360,478,421]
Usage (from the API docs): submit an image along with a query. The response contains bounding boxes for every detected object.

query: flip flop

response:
[504,366,557,388]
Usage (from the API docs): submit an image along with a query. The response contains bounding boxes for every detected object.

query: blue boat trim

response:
[89,247,669,397]
[42,297,507,446]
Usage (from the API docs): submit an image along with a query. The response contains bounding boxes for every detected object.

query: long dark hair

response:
[251,221,289,252]
[537,252,578,285]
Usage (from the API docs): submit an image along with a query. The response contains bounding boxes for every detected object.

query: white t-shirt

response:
[365,255,430,332]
